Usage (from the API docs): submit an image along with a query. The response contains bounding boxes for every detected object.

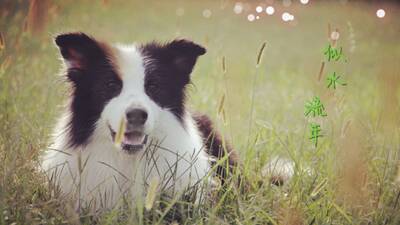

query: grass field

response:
[1,0,400,224]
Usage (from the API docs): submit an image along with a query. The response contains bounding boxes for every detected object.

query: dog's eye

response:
[147,83,158,91]
[106,81,121,93]
[107,82,117,89]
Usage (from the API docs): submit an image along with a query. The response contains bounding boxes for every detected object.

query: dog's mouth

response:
[109,126,148,153]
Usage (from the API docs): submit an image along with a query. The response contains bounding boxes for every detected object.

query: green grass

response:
[1,0,400,224]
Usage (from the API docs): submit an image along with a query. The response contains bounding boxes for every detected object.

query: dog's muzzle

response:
[108,126,148,154]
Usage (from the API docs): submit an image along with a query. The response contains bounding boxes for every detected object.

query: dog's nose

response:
[125,108,148,126]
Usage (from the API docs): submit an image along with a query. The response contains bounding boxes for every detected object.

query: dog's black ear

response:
[54,32,103,70]
[165,39,206,76]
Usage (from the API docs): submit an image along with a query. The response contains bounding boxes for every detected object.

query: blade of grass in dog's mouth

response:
[114,117,126,147]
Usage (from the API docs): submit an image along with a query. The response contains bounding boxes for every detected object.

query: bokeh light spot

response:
[202,9,212,18]
[300,0,309,4]
[234,2,243,14]
[376,9,385,18]
[248,14,255,22]
[282,12,294,22]
[330,31,340,41]
[266,6,275,15]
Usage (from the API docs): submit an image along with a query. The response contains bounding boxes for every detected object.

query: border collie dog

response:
[41,32,238,210]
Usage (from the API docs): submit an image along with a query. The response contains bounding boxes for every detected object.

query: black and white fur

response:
[41,32,238,209]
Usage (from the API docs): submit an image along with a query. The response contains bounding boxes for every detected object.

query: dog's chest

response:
[43,134,210,208]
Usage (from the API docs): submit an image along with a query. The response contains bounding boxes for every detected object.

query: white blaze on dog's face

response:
[101,45,159,151]
[54,32,206,153]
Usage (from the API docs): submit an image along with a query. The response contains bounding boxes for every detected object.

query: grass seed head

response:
[256,42,267,67]
[145,177,160,211]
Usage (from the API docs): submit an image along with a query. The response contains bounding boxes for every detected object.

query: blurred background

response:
[1,0,400,224]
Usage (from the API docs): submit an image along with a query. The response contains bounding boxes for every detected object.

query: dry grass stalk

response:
[27,0,50,35]
[317,61,325,82]
[336,122,371,214]
[379,67,400,134]
[0,32,5,51]
[277,205,304,225]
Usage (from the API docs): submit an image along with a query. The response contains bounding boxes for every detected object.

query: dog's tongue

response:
[123,132,145,146]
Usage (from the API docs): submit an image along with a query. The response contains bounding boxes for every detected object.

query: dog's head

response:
[55,32,205,153]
